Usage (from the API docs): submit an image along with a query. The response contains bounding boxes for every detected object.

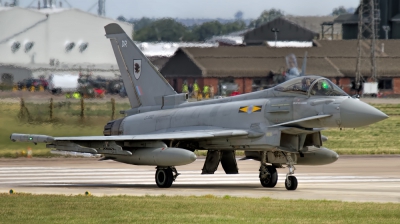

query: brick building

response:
[161,39,400,97]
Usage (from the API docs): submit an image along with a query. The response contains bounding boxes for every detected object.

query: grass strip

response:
[0,194,399,224]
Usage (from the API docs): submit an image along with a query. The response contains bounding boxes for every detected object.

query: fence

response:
[17,97,125,124]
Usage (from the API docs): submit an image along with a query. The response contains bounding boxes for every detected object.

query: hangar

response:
[0,6,132,84]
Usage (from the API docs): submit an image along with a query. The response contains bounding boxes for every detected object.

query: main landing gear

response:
[259,152,278,188]
[259,151,298,190]
[155,166,179,188]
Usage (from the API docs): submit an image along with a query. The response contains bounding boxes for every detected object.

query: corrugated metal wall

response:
[392,22,400,38]
[342,24,358,39]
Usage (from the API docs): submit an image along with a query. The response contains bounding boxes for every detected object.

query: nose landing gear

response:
[284,152,298,190]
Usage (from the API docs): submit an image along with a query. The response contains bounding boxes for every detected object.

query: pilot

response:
[302,78,311,91]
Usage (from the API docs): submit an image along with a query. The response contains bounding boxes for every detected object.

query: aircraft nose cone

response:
[340,98,388,128]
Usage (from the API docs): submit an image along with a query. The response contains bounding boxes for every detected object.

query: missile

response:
[10,133,54,144]
[112,147,197,166]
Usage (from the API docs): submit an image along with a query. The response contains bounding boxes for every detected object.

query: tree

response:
[234,11,244,20]
[117,15,127,22]
[132,17,155,31]
[332,6,348,16]
[249,9,284,28]
[223,20,246,34]
[191,20,246,41]
[134,18,191,42]
[132,18,247,42]
[191,21,224,41]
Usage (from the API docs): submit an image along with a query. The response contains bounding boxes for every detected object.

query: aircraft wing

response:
[56,129,248,141]
[11,129,249,156]
[11,129,249,143]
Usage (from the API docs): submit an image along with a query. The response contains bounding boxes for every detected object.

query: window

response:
[378,79,392,90]
[309,79,348,96]
[274,77,317,95]
[253,79,261,86]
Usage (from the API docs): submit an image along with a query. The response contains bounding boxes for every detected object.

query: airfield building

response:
[243,17,319,44]
[0,6,133,84]
[161,40,400,97]
[334,0,400,40]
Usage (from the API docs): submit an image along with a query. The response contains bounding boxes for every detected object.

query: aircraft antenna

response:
[355,0,380,90]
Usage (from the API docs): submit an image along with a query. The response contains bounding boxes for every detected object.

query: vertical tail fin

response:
[301,51,307,76]
[104,23,176,108]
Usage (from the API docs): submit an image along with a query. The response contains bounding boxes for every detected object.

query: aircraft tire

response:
[285,176,298,190]
[260,166,278,188]
[155,168,173,188]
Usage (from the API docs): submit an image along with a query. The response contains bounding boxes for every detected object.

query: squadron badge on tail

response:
[134,59,141,79]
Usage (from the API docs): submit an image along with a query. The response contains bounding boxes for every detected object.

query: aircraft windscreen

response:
[274,77,348,96]
[309,79,348,96]
[274,77,317,95]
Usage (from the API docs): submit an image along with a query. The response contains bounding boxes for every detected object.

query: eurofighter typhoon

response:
[11,23,389,190]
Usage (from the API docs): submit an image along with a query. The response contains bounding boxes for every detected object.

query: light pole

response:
[271,28,279,47]
[382,25,390,40]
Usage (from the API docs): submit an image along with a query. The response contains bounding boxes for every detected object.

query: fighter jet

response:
[10,23,389,190]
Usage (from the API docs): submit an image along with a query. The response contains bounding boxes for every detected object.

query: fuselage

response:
[118,76,387,135]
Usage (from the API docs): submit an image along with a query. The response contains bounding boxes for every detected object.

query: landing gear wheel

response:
[259,166,278,188]
[285,176,298,190]
[155,168,173,188]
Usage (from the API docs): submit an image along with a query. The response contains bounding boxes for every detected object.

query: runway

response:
[0,155,399,203]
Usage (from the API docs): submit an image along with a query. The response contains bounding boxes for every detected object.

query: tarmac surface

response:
[1,155,399,203]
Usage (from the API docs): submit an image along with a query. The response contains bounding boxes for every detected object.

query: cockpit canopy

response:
[274,76,348,96]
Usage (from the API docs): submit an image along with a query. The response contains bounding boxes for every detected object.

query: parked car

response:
[17,78,48,90]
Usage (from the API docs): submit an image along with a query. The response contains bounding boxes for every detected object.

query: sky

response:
[18,0,360,20]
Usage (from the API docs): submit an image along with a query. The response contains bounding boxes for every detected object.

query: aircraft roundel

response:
[239,105,262,114]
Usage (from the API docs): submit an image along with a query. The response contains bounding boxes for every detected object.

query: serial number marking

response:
[144,115,154,120]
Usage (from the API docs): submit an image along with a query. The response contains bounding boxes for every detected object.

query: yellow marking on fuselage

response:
[239,106,249,113]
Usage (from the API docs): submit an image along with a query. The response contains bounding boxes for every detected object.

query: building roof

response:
[138,42,216,57]
[243,17,319,44]
[161,40,400,79]
[391,13,400,22]
[334,14,359,24]
[284,16,341,35]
